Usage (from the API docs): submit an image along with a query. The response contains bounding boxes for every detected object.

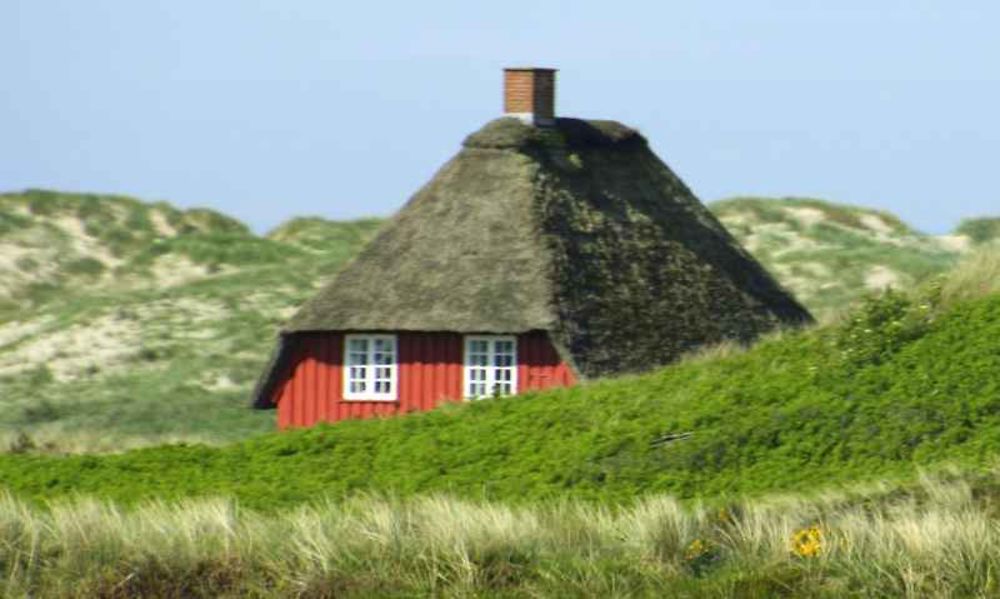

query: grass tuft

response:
[5,472,1000,596]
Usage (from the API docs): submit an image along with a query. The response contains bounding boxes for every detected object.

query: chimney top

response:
[503,67,557,127]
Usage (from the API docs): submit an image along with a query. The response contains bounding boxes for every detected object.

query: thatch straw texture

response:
[254,117,811,406]
[285,144,556,334]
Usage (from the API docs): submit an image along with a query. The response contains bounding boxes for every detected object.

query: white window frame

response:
[464,335,518,399]
[343,334,398,401]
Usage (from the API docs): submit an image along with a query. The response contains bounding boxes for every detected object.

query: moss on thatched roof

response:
[254,117,812,407]
[463,117,642,150]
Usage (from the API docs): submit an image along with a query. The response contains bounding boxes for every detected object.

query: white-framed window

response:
[343,334,397,401]
[464,336,518,399]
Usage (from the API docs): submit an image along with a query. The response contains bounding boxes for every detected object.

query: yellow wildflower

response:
[685,538,710,562]
[791,525,823,558]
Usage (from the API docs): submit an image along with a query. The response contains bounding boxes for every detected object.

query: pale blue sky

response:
[2,1,997,233]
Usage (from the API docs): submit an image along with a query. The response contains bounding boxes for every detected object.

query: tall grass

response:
[4,472,1000,597]
[939,243,1000,306]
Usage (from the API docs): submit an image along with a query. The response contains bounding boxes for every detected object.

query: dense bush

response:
[956,217,1000,245]
[835,288,935,368]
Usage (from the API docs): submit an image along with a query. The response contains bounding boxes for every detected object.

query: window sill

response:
[342,396,399,402]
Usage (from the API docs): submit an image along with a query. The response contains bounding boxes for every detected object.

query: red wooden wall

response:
[273,331,576,429]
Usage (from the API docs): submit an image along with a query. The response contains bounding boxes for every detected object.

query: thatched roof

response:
[253,117,812,407]
[284,125,556,334]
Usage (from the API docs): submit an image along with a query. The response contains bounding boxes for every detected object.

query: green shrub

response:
[24,189,61,215]
[7,432,36,454]
[835,288,934,368]
[124,206,154,233]
[14,255,38,272]
[21,400,59,424]
[63,257,106,276]
[956,217,1000,244]
[75,195,117,221]
[27,366,54,386]
[0,211,31,236]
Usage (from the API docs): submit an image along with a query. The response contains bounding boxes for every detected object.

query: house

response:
[252,68,812,428]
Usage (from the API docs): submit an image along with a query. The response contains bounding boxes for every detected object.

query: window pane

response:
[345,336,397,398]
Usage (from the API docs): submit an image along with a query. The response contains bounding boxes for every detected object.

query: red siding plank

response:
[316,336,329,424]
[276,378,291,430]
[413,334,425,413]
[297,345,308,428]
[399,334,411,413]
[290,346,301,428]
[519,333,532,392]
[426,335,441,410]
[422,334,431,411]
[303,340,316,428]
[281,355,292,429]
[445,334,463,407]
[434,338,447,409]
[332,334,344,419]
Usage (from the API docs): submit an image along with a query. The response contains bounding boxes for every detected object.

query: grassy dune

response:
[3,471,1000,597]
[0,190,382,450]
[710,197,966,320]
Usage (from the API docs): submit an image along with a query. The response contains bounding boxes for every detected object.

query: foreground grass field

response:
[3,470,1000,597]
[1,249,998,510]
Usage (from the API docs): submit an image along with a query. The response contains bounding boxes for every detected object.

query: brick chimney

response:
[504,67,557,126]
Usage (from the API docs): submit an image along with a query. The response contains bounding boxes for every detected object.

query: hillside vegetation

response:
[1,190,996,451]
[710,197,972,319]
[0,190,382,450]
[3,471,1000,597]
[956,216,1000,245]
[1,248,998,508]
